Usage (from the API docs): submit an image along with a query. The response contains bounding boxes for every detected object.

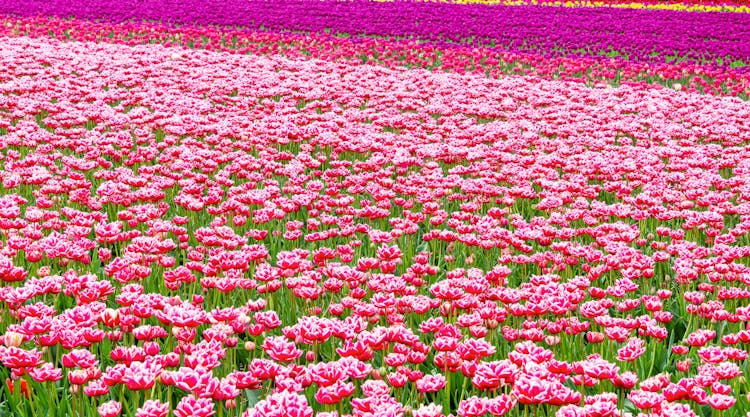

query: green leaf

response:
[245,389,262,409]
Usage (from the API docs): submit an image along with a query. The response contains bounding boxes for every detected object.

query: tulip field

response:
[1,1,750,417]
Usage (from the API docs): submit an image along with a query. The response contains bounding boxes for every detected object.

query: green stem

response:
[443,364,450,414]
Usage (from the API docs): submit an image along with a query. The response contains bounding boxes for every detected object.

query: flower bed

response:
[2,16,749,98]
[0,0,749,68]
[1,3,749,417]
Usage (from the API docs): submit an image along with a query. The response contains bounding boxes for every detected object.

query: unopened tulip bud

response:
[144,341,160,356]
[19,380,29,398]
[676,359,691,372]
[4,332,24,348]
[100,308,120,327]
[236,313,251,325]
[439,301,453,316]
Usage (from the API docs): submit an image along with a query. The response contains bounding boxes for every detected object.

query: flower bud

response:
[4,332,24,348]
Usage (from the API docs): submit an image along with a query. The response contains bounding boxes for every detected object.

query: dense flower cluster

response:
[1,1,749,417]
[0,32,748,416]
[0,16,748,99]
[411,0,750,12]
[0,0,749,68]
